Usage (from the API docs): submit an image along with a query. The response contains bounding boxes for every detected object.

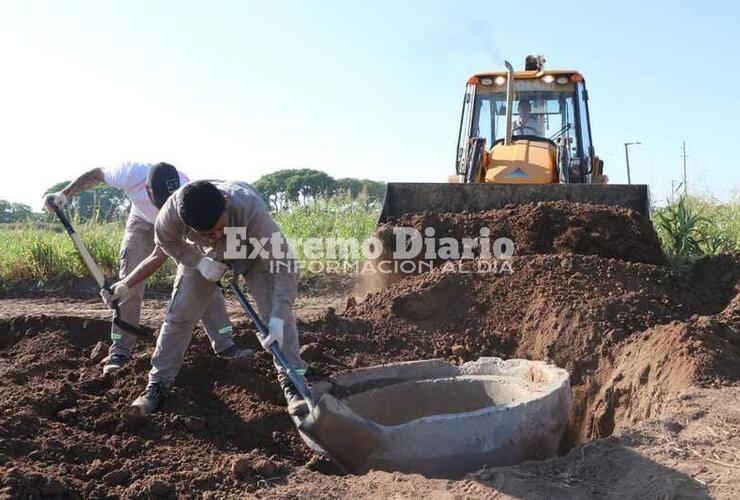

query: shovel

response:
[224,275,382,474]
[51,204,151,339]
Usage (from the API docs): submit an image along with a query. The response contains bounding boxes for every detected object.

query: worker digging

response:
[43,163,254,375]
[127,179,308,417]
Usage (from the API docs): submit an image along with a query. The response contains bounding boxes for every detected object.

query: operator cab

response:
[456,57,598,184]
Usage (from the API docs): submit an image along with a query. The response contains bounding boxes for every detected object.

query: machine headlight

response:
[494,76,506,86]
[480,77,493,86]
[556,76,569,84]
[541,75,555,83]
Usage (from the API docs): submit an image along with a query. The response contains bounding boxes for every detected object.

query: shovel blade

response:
[298,393,383,474]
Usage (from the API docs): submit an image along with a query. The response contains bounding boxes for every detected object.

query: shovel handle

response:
[227,280,314,406]
[51,203,151,339]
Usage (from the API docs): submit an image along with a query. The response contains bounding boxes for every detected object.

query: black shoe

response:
[102,354,130,375]
[278,373,309,417]
[131,382,168,416]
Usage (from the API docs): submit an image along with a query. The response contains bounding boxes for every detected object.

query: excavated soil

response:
[368,201,666,290]
[343,253,740,447]
[376,201,666,264]
[0,315,318,498]
[1,202,739,497]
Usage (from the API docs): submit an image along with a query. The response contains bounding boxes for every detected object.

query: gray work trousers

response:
[109,214,235,358]
[149,259,306,386]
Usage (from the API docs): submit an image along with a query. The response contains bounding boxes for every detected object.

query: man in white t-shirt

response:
[43,163,252,374]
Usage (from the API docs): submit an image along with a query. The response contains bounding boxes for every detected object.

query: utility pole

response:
[624,142,641,184]
[681,141,688,195]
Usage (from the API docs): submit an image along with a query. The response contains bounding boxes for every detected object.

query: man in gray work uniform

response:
[131,180,308,417]
[44,163,252,374]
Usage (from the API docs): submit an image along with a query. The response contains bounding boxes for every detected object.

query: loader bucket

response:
[378,183,650,223]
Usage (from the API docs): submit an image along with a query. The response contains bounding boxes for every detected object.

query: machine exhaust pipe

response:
[504,61,514,146]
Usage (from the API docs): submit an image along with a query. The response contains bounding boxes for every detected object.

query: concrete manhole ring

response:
[304,357,571,478]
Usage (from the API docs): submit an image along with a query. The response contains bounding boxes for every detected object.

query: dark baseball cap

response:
[147,162,181,208]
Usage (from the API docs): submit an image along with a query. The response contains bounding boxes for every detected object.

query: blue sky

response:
[1,0,738,208]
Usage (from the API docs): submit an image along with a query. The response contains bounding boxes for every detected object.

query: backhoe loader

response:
[379,56,649,222]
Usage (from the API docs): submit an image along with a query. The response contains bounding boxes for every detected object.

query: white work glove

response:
[196,257,229,282]
[100,281,131,309]
[260,317,284,351]
[43,192,68,213]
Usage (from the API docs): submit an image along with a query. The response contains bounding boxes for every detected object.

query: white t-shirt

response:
[102,162,189,224]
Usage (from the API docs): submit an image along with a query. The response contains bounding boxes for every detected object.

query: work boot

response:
[278,373,309,417]
[216,345,255,362]
[130,382,168,416]
[102,354,130,375]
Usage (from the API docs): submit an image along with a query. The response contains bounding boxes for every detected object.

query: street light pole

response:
[624,141,642,184]
[681,140,688,195]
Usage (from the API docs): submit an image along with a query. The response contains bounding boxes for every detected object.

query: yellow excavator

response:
[379,56,649,221]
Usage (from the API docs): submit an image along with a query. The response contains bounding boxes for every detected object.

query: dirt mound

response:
[340,253,740,446]
[376,201,665,263]
[367,201,666,290]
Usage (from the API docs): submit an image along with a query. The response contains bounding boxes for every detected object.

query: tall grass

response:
[0,198,380,288]
[653,195,740,258]
[0,222,122,284]
[273,198,380,263]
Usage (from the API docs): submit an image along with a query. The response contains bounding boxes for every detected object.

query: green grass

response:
[3,193,734,289]
[0,221,178,290]
[653,194,740,258]
[0,199,380,288]
[0,222,115,283]
[273,198,380,264]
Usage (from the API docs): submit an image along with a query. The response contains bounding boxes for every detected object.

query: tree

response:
[254,169,299,211]
[253,169,385,210]
[10,202,33,222]
[336,178,363,198]
[337,178,385,204]
[0,200,34,223]
[286,169,337,205]
[254,168,337,210]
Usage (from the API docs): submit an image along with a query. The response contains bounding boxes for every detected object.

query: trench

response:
[0,318,564,480]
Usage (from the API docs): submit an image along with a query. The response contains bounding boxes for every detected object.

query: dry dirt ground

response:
[1,202,739,499]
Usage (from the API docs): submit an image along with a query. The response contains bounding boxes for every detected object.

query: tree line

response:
[253,168,385,211]
[0,183,130,224]
[0,169,385,223]
[0,200,35,223]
